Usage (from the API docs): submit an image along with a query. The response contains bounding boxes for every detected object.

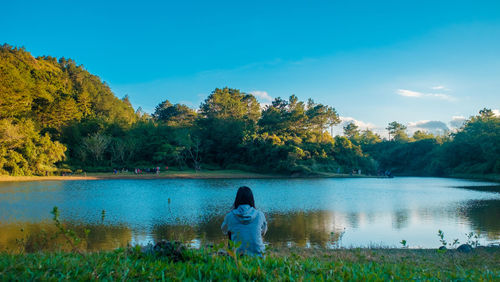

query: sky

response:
[2,0,500,136]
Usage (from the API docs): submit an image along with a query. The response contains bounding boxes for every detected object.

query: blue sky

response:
[2,0,500,136]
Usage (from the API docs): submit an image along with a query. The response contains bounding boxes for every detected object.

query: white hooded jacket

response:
[221,204,267,255]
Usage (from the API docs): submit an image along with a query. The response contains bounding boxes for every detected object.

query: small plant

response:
[226,239,243,267]
[450,238,460,248]
[400,239,408,248]
[328,229,345,249]
[15,228,26,253]
[51,206,90,253]
[466,232,480,247]
[438,230,447,247]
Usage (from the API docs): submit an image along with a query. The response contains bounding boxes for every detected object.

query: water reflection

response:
[0,222,132,252]
[1,178,500,251]
[459,199,500,240]
[2,198,500,252]
[0,211,347,252]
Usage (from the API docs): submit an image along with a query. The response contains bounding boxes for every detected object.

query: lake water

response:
[1,177,499,251]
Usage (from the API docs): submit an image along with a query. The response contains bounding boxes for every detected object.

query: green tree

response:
[198,88,260,166]
[306,99,340,140]
[154,100,197,126]
[412,130,435,141]
[343,122,360,143]
[0,119,66,175]
[81,133,111,164]
[200,87,260,123]
[386,121,409,141]
[359,129,381,146]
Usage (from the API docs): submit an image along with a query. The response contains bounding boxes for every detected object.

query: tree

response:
[153,100,173,120]
[412,130,435,141]
[81,133,111,163]
[153,101,197,126]
[343,122,360,142]
[259,96,340,139]
[200,87,260,123]
[306,99,340,140]
[0,119,66,175]
[198,88,261,166]
[359,129,381,146]
[386,121,409,141]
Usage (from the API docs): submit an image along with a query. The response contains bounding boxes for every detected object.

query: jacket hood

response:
[232,205,258,224]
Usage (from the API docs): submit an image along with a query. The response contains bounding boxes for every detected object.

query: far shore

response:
[2,170,498,183]
[0,170,382,182]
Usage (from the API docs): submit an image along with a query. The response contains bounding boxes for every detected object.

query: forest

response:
[1,44,499,177]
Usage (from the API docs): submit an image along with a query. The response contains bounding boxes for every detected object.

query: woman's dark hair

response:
[233,186,255,209]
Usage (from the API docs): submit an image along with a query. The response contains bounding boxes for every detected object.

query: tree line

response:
[1,44,499,176]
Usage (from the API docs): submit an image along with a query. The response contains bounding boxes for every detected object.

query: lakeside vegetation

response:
[1,44,499,179]
[3,205,499,279]
[2,205,498,280]
[0,170,287,182]
[0,169,383,182]
[1,246,499,280]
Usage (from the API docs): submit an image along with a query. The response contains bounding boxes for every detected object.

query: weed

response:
[438,230,447,247]
[400,240,408,248]
[466,232,481,247]
[50,206,90,254]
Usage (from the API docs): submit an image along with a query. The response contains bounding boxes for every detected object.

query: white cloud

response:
[396,89,423,98]
[407,120,449,135]
[493,109,500,117]
[431,85,451,91]
[329,116,383,137]
[340,116,375,130]
[250,90,273,102]
[396,89,455,101]
[449,116,466,129]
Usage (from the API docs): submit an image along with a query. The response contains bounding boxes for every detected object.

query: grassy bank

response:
[1,170,497,183]
[1,247,499,280]
[0,170,281,182]
[0,169,381,182]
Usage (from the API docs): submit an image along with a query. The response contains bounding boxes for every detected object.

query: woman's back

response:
[221,204,267,255]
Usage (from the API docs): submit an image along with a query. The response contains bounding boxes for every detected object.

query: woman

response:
[221,186,267,256]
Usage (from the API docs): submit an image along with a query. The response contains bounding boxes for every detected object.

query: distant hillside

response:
[0,44,136,175]
[1,44,498,178]
[0,44,136,129]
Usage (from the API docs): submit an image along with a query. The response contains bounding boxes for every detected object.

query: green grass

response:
[1,247,499,280]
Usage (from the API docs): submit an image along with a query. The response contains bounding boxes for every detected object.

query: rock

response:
[438,246,447,250]
[153,240,187,262]
[457,244,473,253]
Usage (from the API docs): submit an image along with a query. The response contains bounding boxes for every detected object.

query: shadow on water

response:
[458,199,500,240]
[453,185,500,193]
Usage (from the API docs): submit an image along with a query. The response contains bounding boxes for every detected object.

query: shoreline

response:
[0,170,500,183]
[0,170,497,182]
[0,170,379,182]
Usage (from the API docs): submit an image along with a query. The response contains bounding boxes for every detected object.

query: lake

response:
[1,177,499,251]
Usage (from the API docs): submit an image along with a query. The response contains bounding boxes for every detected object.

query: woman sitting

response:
[221,186,267,256]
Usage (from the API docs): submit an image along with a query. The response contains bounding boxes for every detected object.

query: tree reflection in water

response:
[0,222,132,252]
[2,178,500,251]
[2,197,500,252]
[459,199,500,240]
